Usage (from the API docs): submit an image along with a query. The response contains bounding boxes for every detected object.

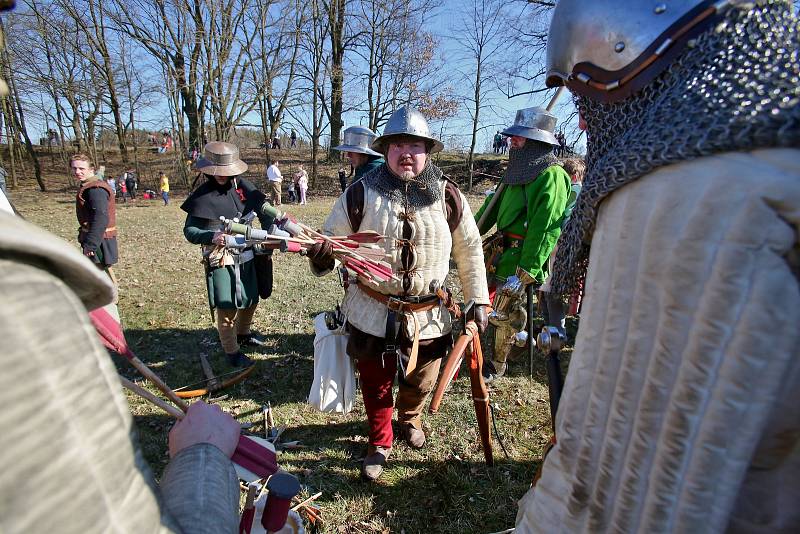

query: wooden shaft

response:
[546,86,566,111]
[429,323,477,414]
[127,355,190,412]
[120,376,185,419]
[300,222,402,283]
[469,334,493,466]
[476,183,506,235]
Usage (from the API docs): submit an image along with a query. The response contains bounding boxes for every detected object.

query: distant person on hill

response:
[266,160,282,206]
[290,129,297,148]
[337,167,347,192]
[271,134,281,150]
[295,164,308,205]
[332,126,384,185]
[106,174,116,202]
[159,171,170,206]
[124,169,137,201]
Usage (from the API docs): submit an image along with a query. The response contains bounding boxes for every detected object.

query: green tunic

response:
[183,215,259,309]
[475,165,571,283]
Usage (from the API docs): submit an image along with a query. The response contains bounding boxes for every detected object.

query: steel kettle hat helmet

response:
[501,107,558,146]
[333,126,382,157]
[371,106,444,154]
[193,142,248,177]
[546,0,746,102]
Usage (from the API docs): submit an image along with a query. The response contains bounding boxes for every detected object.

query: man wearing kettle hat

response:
[307,106,490,481]
[474,107,571,382]
[332,125,384,185]
[515,1,800,533]
[181,142,274,368]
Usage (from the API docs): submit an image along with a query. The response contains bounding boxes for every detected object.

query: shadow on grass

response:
[277,420,539,534]
[112,327,317,404]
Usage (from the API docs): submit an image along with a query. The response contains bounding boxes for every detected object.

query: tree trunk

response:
[327,0,345,161]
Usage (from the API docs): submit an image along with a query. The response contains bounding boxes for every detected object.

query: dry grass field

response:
[9,147,575,533]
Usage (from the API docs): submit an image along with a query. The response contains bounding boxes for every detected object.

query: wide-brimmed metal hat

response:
[501,107,558,146]
[193,141,248,176]
[333,126,382,157]
[371,106,444,154]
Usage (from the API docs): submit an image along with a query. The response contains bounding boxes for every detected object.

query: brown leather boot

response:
[400,422,426,449]
[361,445,391,481]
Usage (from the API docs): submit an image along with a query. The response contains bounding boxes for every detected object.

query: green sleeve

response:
[183,215,216,245]
[518,167,570,282]
[474,189,501,235]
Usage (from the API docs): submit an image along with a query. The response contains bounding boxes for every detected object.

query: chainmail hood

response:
[361,161,443,208]
[552,0,800,295]
[502,139,560,185]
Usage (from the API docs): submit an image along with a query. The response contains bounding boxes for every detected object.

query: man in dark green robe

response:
[181,142,273,367]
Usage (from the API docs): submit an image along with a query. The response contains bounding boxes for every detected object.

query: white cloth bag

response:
[308,312,356,413]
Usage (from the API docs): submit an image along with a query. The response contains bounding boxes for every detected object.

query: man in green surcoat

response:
[475,107,571,381]
[181,142,274,367]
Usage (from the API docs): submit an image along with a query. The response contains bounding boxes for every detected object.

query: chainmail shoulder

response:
[361,162,444,208]
[502,140,560,185]
[552,0,800,295]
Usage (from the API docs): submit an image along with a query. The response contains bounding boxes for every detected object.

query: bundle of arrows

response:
[219,203,398,286]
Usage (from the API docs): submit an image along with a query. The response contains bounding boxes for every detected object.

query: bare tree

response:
[54,0,131,162]
[351,0,441,131]
[289,0,330,184]
[451,0,505,188]
[246,0,304,153]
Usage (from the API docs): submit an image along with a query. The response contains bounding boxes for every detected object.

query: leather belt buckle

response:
[387,298,405,312]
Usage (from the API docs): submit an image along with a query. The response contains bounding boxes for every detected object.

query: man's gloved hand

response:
[515,266,539,287]
[307,240,335,270]
[474,304,489,334]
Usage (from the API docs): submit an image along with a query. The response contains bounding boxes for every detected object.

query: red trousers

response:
[348,326,451,448]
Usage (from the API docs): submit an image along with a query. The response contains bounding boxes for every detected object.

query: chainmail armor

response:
[502,140,560,185]
[361,161,443,208]
[552,0,800,295]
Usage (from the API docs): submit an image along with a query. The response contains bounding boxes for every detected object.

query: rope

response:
[490,402,511,459]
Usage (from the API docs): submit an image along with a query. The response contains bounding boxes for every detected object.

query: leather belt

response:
[357,283,440,376]
[358,284,440,311]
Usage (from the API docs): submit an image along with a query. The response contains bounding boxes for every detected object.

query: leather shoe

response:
[226,351,254,367]
[400,423,426,449]
[237,333,267,347]
[361,445,391,481]
[482,359,506,384]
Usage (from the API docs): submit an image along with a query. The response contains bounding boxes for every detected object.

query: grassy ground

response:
[10,149,574,534]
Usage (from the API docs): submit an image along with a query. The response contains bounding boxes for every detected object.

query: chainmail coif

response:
[361,161,443,208]
[502,139,560,185]
[552,0,800,295]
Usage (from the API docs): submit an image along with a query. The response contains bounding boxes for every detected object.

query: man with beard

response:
[182,142,273,368]
[307,106,490,481]
[474,108,571,382]
[332,125,384,185]
[516,2,800,532]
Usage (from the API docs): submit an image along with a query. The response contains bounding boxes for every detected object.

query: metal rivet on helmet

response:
[333,126,382,157]
[500,107,558,146]
[545,0,744,102]
[371,106,444,154]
